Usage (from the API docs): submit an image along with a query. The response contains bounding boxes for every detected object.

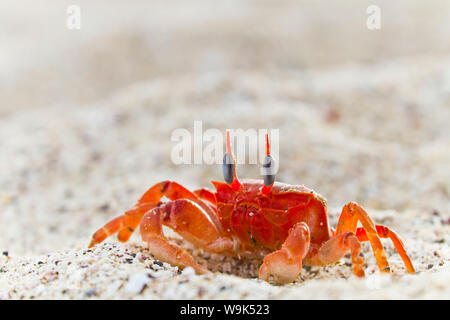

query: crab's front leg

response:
[259,222,310,284]
[140,199,234,274]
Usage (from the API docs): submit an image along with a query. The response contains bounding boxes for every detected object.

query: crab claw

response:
[259,222,310,284]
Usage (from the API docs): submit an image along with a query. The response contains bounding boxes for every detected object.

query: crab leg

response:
[89,203,154,247]
[259,222,310,284]
[139,182,221,231]
[336,202,392,273]
[193,188,216,205]
[192,189,222,232]
[305,231,365,277]
[89,181,211,247]
[356,226,415,273]
[140,199,234,273]
[137,180,197,204]
[117,204,154,242]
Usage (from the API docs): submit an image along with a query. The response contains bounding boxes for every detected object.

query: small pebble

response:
[154,260,163,267]
[182,267,196,276]
[124,273,149,294]
[85,289,97,297]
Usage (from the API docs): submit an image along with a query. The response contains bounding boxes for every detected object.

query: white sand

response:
[0,1,449,299]
[0,208,448,299]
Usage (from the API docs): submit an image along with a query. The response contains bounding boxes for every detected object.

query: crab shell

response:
[211,179,331,254]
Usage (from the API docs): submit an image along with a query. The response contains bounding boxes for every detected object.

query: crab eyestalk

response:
[261,133,275,195]
[223,131,241,191]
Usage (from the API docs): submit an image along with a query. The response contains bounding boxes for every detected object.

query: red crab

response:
[89,132,415,284]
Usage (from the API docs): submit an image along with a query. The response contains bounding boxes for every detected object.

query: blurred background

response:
[0,0,449,256]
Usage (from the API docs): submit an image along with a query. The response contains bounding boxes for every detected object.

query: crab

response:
[89,132,415,284]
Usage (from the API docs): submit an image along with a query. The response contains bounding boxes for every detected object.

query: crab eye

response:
[222,153,235,184]
[262,154,275,187]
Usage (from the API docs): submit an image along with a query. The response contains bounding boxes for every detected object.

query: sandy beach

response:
[0,0,449,299]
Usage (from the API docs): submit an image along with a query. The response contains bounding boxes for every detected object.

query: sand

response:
[0,1,449,299]
[1,64,449,299]
[0,208,448,299]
